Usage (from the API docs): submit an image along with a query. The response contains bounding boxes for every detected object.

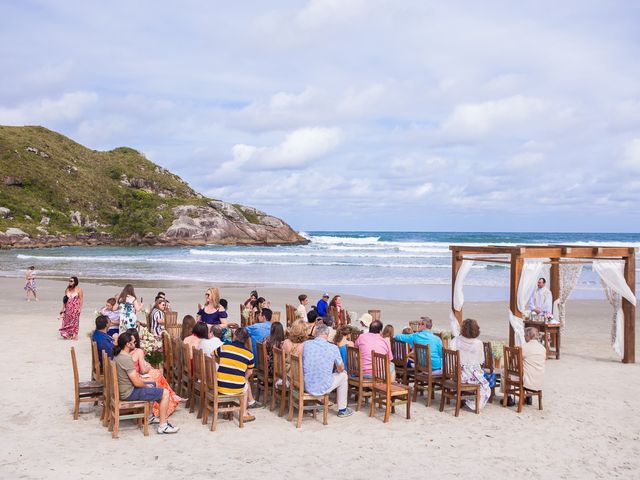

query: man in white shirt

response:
[296,294,308,320]
[528,277,552,314]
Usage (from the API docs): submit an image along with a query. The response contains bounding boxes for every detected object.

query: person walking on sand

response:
[24,266,37,301]
[59,276,83,340]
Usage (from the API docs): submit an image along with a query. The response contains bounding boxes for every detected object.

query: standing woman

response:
[59,276,83,340]
[149,297,167,337]
[117,284,144,333]
[24,266,37,301]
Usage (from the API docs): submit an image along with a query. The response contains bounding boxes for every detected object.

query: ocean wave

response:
[190,248,446,259]
[308,235,382,245]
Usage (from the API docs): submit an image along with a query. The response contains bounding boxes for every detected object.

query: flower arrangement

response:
[440,330,453,340]
[491,340,505,360]
[139,325,163,365]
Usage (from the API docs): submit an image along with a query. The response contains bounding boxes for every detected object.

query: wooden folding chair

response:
[190,348,206,418]
[71,346,103,420]
[390,338,414,385]
[254,341,272,404]
[91,340,103,382]
[368,310,381,322]
[346,346,372,411]
[106,360,149,438]
[203,355,245,430]
[285,304,296,328]
[161,331,173,381]
[370,351,411,423]
[502,346,543,413]
[413,343,442,407]
[439,348,480,416]
[288,352,329,428]
[181,343,193,407]
[270,346,288,417]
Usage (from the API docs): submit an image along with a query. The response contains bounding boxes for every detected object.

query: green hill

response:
[0,126,305,247]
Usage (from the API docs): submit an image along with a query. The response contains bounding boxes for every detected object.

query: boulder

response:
[70,211,83,226]
[41,216,50,225]
[4,176,22,186]
[0,207,10,218]
[5,228,28,236]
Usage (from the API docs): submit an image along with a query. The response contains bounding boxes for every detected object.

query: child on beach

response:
[101,297,121,337]
[24,266,37,301]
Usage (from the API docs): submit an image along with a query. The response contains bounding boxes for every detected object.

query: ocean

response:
[5,231,640,302]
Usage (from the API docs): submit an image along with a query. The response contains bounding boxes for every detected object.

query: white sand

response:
[1,277,639,479]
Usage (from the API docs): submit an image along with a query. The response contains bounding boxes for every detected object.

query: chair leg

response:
[278,388,286,417]
[502,385,508,407]
[296,396,303,428]
[197,390,205,419]
[239,394,245,428]
[383,394,391,423]
[356,386,363,412]
[369,391,376,417]
[406,392,411,420]
[112,411,119,439]
[426,379,433,407]
[475,387,480,414]
[287,390,294,422]
[202,399,209,425]
[454,392,461,417]
[538,391,543,410]
[517,387,524,413]
[323,396,328,425]
[412,383,418,402]
[73,395,80,420]
[439,388,446,412]
[211,398,218,431]
[143,404,149,436]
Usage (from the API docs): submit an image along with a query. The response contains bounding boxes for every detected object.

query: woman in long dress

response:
[59,276,83,339]
[117,284,144,333]
[450,318,491,411]
[127,329,183,417]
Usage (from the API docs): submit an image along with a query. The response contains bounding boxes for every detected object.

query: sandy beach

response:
[1,277,639,480]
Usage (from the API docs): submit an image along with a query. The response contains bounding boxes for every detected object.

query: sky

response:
[1,0,640,232]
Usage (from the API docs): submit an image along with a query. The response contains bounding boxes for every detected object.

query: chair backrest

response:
[71,346,80,396]
[271,311,281,323]
[409,320,421,333]
[285,304,296,328]
[192,347,205,384]
[102,350,111,408]
[413,343,432,375]
[204,354,218,395]
[91,340,102,380]
[482,341,494,372]
[368,310,381,322]
[162,331,173,375]
[346,345,362,379]
[166,323,183,339]
[390,338,409,365]
[272,345,286,382]
[108,359,120,407]
[182,342,192,377]
[165,311,178,326]
[289,352,304,392]
[503,345,523,383]
[256,341,267,374]
[371,351,390,391]
[442,348,461,385]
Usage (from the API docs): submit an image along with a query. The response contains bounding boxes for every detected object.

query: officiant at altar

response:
[528,277,553,315]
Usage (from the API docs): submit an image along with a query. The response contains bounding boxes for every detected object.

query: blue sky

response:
[1,1,640,232]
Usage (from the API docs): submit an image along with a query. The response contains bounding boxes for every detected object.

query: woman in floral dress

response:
[59,276,83,339]
[117,284,144,333]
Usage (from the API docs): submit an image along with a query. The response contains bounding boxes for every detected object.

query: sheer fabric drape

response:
[449,260,474,337]
[509,260,546,345]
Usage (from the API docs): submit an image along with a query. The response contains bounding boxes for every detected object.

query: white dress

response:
[451,336,491,410]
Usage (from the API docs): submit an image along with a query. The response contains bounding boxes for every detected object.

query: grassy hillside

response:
[0,126,212,237]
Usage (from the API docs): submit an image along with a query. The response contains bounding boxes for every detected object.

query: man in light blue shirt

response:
[394,316,443,372]
[302,324,353,418]
[246,308,272,361]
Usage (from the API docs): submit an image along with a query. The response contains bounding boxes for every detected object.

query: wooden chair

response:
[370,351,411,423]
[165,310,178,326]
[171,335,182,391]
[368,309,381,322]
[165,323,183,340]
[101,351,111,427]
[482,341,500,403]
[190,348,206,418]
[106,360,149,438]
[288,352,329,428]
[390,339,414,385]
[502,346,543,413]
[90,340,104,382]
[71,346,103,420]
[255,341,272,404]
[203,355,245,430]
[413,343,442,407]
[346,346,373,411]
[270,345,288,417]
[180,343,193,407]
[271,311,281,323]
[439,348,480,416]
[285,304,296,328]
[161,331,173,381]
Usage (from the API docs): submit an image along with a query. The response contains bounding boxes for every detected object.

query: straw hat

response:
[359,313,373,328]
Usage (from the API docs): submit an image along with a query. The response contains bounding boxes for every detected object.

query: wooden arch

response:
[449,245,637,363]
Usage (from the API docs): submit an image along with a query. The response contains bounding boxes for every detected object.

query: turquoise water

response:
[3,231,639,301]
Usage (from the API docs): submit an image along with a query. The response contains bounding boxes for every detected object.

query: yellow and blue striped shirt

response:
[217,341,255,395]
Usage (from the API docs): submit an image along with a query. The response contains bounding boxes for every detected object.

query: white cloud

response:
[0,91,98,125]
[622,139,640,172]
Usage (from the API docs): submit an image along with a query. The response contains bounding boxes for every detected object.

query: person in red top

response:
[354,320,395,381]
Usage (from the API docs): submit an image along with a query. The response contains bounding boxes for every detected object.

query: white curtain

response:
[592,260,636,357]
[449,260,474,337]
[510,259,546,345]
[552,262,583,329]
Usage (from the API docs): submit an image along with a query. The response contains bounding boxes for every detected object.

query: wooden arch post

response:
[508,251,523,347]
[623,249,636,363]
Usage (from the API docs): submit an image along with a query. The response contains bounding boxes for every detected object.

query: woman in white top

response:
[451,318,491,411]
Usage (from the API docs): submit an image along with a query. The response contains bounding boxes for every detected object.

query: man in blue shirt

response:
[316,293,329,317]
[91,315,114,366]
[302,324,353,418]
[246,308,272,363]
[394,316,443,373]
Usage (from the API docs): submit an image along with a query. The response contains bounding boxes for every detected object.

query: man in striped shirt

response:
[216,327,256,422]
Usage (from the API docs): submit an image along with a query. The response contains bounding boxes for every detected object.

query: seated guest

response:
[450,319,491,411]
[309,313,337,341]
[197,287,230,326]
[316,292,330,317]
[393,316,443,373]
[296,294,308,320]
[358,313,373,330]
[216,327,257,422]
[246,308,272,360]
[522,326,546,403]
[184,321,209,350]
[126,328,183,418]
[381,324,394,348]
[306,309,319,335]
[283,320,308,372]
[92,315,114,365]
[333,326,354,370]
[302,324,353,418]
[113,332,179,434]
[180,315,196,341]
[354,320,395,381]
[243,290,258,308]
[100,297,120,338]
[264,322,286,377]
[198,325,224,357]
[149,297,167,337]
